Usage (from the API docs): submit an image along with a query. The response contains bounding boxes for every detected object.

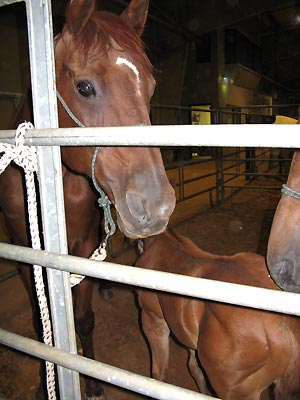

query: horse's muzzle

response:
[116,188,175,239]
[269,258,300,293]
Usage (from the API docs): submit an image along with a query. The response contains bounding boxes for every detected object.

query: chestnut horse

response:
[267,148,300,293]
[0,0,175,399]
[136,228,300,400]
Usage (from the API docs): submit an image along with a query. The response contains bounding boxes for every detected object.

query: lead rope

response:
[69,146,116,287]
[0,122,56,400]
[56,90,116,286]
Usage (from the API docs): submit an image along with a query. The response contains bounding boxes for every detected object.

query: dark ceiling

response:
[3,0,300,99]
[101,0,300,99]
[142,0,300,98]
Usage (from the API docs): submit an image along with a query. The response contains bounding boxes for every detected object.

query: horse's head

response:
[267,150,300,293]
[55,0,175,238]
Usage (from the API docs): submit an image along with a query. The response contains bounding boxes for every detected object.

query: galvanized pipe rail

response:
[1,0,80,398]
[1,242,300,316]
[0,123,299,147]
[0,328,218,400]
[0,1,299,399]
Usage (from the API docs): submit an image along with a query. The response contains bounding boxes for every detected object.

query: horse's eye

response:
[77,81,96,98]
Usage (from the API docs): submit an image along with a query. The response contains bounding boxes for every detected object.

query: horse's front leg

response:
[138,291,170,382]
[188,349,210,395]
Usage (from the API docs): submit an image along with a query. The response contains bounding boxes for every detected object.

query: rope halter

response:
[281,184,300,200]
[56,89,117,286]
[91,146,116,238]
[56,90,115,229]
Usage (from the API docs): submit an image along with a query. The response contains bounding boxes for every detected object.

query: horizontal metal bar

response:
[182,172,216,185]
[223,171,281,177]
[224,185,280,190]
[0,269,19,283]
[0,0,23,6]
[1,242,300,316]
[0,328,217,400]
[177,186,217,203]
[0,124,299,147]
[0,91,22,100]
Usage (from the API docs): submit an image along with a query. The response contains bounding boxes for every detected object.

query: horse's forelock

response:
[71,11,152,73]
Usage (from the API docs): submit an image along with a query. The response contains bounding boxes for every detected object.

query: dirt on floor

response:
[0,177,281,400]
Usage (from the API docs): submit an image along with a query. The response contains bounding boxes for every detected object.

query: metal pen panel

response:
[1,123,299,147]
[25,0,80,398]
[0,328,219,400]
[1,242,300,317]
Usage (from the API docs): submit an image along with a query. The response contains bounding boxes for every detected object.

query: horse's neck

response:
[162,228,214,260]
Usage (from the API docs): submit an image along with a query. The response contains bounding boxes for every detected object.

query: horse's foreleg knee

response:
[143,312,170,381]
[139,292,170,382]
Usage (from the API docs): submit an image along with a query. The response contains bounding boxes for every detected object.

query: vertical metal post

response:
[215,147,224,204]
[177,149,185,201]
[25,0,81,398]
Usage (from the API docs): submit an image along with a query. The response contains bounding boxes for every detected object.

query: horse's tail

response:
[274,327,300,400]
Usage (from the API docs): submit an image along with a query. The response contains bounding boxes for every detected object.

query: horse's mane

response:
[69,11,152,74]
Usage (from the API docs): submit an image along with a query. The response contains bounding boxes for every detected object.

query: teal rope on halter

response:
[281,184,300,200]
[91,147,116,237]
[56,91,85,128]
[56,89,116,238]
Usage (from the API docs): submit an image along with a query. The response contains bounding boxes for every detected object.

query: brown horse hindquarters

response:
[197,301,297,399]
[136,229,300,400]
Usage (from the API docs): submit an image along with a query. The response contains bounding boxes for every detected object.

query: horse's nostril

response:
[272,259,299,292]
[126,191,151,222]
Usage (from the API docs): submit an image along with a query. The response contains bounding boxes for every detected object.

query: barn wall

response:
[225,84,254,105]
[151,46,189,125]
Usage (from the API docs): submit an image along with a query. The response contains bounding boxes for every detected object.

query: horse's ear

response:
[65,0,96,35]
[120,0,149,36]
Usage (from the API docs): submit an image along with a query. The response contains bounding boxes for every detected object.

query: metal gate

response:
[1,1,300,400]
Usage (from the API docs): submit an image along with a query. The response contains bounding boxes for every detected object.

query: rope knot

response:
[91,146,116,237]
[97,194,111,208]
[0,121,37,174]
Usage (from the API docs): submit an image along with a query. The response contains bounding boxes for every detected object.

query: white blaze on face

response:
[116,56,141,96]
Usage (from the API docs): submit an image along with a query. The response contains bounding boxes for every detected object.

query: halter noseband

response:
[281,184,300,200]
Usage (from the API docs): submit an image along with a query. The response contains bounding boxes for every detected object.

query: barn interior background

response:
[0,0,300,399]
[0,0,299,207]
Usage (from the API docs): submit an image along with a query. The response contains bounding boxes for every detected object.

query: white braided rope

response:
[0,122,56,400]
[69,240,107,287]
